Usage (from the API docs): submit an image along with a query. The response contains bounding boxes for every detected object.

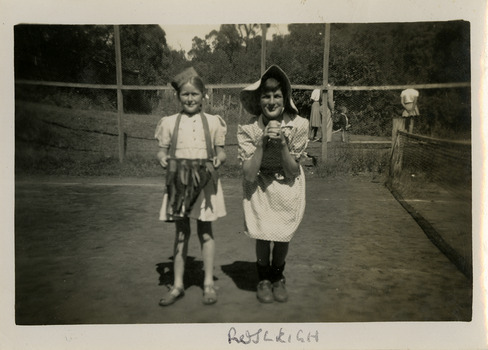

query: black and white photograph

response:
[2,0,486,349]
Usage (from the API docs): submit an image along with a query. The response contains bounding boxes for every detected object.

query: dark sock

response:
[269,262,286,283]
[256,262,270,281]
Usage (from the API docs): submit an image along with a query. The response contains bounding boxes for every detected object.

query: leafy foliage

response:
[15,22,471,137]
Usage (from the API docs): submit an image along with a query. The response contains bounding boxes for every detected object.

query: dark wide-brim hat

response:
[240,65,299,116]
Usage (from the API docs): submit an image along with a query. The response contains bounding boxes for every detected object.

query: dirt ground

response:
[14,174,472,325]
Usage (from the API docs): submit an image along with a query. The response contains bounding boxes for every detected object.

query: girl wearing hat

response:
[155,67,227,306]
[237,65,309,303]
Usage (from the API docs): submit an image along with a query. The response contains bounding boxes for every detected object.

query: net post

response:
[390,130,403,178]
[392,117,405,145]
[390,117,405,178]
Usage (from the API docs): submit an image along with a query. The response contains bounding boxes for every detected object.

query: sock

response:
[256,262,270,281]
[269,262,286,283]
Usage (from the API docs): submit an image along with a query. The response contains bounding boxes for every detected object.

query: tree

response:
[188,24,263,84]
[237,24,260,52]
[15,24,190,113]
[15,24,116,83]
[15,22,470,135]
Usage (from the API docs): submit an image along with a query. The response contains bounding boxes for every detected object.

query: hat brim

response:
[240,65,299,116]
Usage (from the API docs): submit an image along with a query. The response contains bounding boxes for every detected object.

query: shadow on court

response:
[156,256,220,290]
[14,175,472,324]
[221,261,259,292]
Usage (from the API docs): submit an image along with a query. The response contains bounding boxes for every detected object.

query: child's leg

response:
[197,220,218,305]
[256,239,271,280]
[160,218,190,306]
[173,218,191,290]
[270,241,289,302]
[256,239,271,267]
[409,117,414,133]
[255,239,273,303]
[404,117,410,132]
[197,220,215,287]
[271,241,289,268]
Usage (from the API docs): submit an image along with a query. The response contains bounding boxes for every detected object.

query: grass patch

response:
[15,101,391,179]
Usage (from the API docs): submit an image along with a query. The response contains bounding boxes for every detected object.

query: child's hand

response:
[213,156,222,169]
[159,154,169,168]
[266,120,281,140]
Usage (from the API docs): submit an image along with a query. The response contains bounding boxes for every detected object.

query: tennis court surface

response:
[14,175,471,324]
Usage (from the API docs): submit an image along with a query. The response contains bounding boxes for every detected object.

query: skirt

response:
[159,159,226,222]
[242,166,306,242]
[309,102,322,127]
[402,103,419,117]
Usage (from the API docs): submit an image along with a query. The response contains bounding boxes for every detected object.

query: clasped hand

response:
[263,124,286,146]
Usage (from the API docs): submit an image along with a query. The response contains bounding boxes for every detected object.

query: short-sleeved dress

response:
[401,88,420,117]
[309,101,322,128]
[155,112,227,222]
[237,113,309,242]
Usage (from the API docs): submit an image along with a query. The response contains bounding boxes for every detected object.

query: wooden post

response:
[390,130,403,178]
[321,23,331,162]
[390,117,405,177]
[114,25,125,162]
[261,24,268,75]
[392,117,405,145]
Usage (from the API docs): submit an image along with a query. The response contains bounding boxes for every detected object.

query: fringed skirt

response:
[159,159,226,222]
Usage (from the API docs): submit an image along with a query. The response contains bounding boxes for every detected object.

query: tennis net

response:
[387,130,472,280]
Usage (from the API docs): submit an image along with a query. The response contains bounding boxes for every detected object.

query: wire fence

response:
[14,23,471,164]
[14,23,473,290]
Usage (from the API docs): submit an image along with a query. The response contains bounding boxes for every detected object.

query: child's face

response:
[178,83,203,115]
[260,88,284,120]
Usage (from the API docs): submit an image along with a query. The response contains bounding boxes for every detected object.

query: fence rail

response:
[16,79,470,91]
[15,24,471,162]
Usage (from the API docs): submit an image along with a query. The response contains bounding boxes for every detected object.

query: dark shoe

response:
[202,285,217,305]
[256,280,273,303]
[272,278,288,302]
[159,286,184,306]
